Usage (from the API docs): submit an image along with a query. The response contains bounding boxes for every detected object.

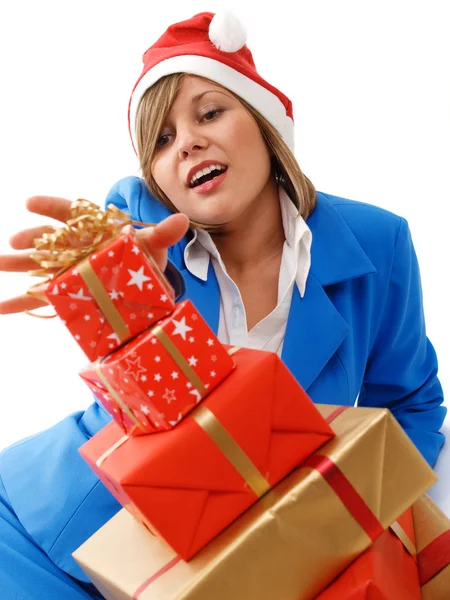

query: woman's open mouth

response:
[189,165,228,194]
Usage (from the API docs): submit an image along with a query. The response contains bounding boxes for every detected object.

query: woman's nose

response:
[177,128,208,159]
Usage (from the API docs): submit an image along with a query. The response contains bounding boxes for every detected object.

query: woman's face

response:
[150,76,274,226]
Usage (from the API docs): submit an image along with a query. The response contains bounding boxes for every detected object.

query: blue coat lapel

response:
[174,192,376,392]
[281,193,376,389]
[178,261,221,333]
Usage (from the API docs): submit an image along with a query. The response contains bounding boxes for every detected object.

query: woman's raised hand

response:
[0,195,190,315]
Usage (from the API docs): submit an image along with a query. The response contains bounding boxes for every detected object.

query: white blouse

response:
[183,188,312,356]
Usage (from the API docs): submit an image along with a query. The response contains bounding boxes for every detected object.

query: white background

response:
[0,1,449,505]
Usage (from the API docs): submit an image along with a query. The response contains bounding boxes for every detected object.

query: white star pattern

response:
[207,339,214,347]
[70,303,77,310]
[72,269,78,276]
[163,389,176,404]
[147,283,154,290]
[124,356,148,381]
[186,382,192,388]
[171,371,179,379]
[154,373,162,382]
[84,315,91,321]
[127,266,151,291]
[100,266,108,274]
[147,390,154,397]
[130,313,136,320]
[107,332,121,345]
[68,288,92,301]
[188,356,198,367]
[109,290,120,300]
[151,338,157,344]
[210,371,216,377]
[189,389,202,403]
[191,313,198,320]
[112,266,120,275]
[147,312,154,319]
[211,355,217,362]
[60,282,67,289]
[160,294,168,303]
[140,405,150,415]
[189,336,195,343]
[154,356,161,363]
[75,334,81,340]
[108,251,115,257]
[169,413,183,426]
[140,375,147,382]
[108,343,114,349]
[131,245,140,255]
[90,341,96,347]
[172,317,193,340]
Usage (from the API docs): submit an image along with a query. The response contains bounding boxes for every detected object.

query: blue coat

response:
[0,176,446,598]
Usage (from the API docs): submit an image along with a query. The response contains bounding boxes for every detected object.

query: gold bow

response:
[26,199,155,309]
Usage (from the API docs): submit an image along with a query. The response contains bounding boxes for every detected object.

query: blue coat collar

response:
[178,192,376,391]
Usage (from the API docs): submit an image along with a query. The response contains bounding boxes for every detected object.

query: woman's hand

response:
[0,195,190,315]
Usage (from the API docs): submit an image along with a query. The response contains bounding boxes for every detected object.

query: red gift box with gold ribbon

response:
[79,346,334,559]
[74,404,436,599]
[45,227,176,361]
[80,300,236,435]
[316,508,421,599]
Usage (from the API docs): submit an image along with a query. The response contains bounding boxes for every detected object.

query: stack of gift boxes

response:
[40,223,450,599]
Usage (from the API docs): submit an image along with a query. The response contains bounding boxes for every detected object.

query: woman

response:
[0,11,446,599]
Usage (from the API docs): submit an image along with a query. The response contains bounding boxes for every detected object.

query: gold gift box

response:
[73,406,436,600]
[413,494,450,599]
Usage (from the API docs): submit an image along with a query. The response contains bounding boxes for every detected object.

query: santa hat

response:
[128,11,294,153]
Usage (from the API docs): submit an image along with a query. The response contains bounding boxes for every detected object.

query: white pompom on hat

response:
[208,10,247,52]
[128,11,294,153]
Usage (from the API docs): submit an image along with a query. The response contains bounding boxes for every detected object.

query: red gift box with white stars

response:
[45,229,175,361]
[79,299,236,435]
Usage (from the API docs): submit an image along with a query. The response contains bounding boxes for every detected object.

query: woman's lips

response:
[190,170,228,194]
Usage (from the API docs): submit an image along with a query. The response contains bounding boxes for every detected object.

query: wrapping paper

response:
[316,508,420,599]
[80,301,235,435]
[411,494,450,599]
[74,405,436,599]
[79,347,334,558]
[46,229,175,361]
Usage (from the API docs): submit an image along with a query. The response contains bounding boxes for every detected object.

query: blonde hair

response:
[135,74,317,228]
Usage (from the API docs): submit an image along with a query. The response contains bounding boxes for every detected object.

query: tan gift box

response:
[73,405,436,600]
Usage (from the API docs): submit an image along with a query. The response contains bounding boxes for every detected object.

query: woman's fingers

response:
[25,195,77,223]
[137,213,190,250]
[0,292,48,315]
[0,251,46,272]
[9,225,58,250]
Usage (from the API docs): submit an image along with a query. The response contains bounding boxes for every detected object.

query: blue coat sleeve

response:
[0,476,102,600]
[358,217,446,467]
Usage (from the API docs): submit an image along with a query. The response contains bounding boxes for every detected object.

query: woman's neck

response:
[210,179,285,277]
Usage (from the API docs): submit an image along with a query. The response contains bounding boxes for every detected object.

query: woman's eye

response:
[156,133,171,148]
[202,108,222,121]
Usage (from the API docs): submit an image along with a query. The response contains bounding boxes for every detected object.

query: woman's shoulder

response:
[315,191,407,252]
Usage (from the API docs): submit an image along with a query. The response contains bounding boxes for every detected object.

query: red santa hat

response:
[128,11,294,153]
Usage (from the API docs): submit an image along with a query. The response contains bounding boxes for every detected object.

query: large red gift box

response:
[316,508,420,599]
[45,228,175,361]
[80,300,235,435]
[79,346,334,559]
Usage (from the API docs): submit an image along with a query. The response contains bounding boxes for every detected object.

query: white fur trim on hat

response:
[209,11,247,53]
[129,55,294,151]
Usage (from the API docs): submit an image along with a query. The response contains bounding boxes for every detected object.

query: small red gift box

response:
[45,228,175,361]
[79,346,334,559]
[80,300,236,434]
[316,508,420,599]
